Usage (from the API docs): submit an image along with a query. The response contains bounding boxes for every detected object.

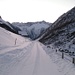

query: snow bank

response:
[0,27,25,46]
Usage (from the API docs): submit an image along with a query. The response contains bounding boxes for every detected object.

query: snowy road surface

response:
[0,41,62,75]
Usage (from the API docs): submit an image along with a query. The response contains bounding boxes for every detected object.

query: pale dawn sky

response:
[0,0,75,23]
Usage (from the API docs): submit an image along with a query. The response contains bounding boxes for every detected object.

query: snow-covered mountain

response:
[39,7,75,56]
[0,16,21,34]
[12,21,51,40]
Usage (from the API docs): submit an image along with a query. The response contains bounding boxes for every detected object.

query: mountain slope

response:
[39,7,75,43]
[12,21,51,40]
[39,7,75,53]
[0,17,20,34]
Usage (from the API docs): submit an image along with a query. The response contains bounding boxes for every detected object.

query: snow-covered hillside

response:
[0,27,25,47]
[39,7,75,58]
[43,45,75,75]
[12,21,51,40]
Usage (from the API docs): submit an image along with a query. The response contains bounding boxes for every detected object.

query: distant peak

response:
[41,20,46,22]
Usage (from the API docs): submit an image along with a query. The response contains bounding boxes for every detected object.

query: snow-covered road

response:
[0,41,62,75]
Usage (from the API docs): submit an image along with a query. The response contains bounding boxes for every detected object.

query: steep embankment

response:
[0,17,20,34]
[39,7,75,51]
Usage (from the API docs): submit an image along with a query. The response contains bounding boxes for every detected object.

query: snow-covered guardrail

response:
[46,45,75,64]
[58,48,75,64]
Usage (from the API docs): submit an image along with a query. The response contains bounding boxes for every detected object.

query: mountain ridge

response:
[0,17,20,34]
[39,7,75,44]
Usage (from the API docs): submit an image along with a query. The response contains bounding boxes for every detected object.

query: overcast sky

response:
[0,0,75,23]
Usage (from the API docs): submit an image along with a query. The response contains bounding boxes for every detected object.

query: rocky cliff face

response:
[39,7,75,50]
[0,17,20,34]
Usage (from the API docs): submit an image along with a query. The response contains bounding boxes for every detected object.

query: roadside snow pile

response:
[42,44,75,75]
[0,27,25,47]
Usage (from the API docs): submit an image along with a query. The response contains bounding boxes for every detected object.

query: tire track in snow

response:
[0,41,31,54]
[0,42,33,75]
[0,41,63,75]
